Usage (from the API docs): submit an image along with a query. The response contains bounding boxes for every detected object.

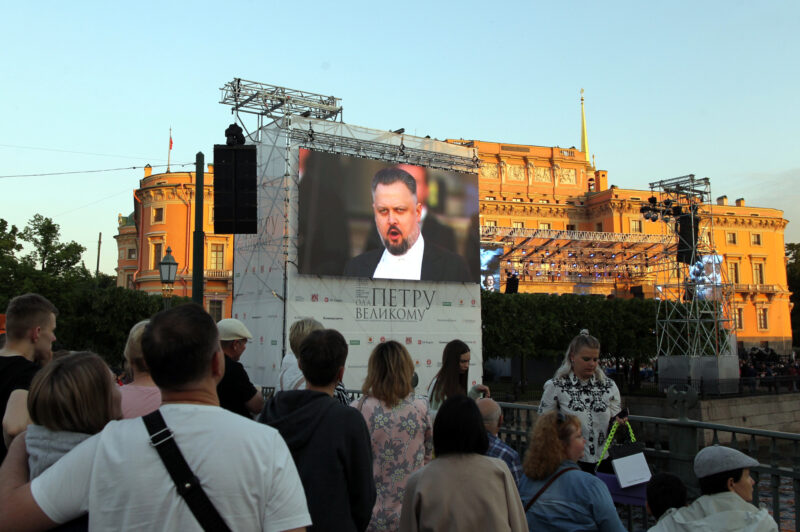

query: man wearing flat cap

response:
[216,319,264,418]
[648,445,777,531]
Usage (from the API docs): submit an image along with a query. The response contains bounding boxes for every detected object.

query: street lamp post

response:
[159,246,178,310]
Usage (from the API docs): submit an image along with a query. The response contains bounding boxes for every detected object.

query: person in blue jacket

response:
[518,411,627,531]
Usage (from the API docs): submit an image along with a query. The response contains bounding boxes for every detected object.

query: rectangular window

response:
[630,220,643,233]
[119,249,125,259]
[752,263,765,284]
[757,308,768,330]
[152,243,163,270]
[484,220,497,227]
[484,196,496,201]
[209,244,224,270]
[595,223,603,232]
[127,248,137,259]
[566,224,576,231]
[208,301,223,322]
[735,308,744,330]
[751,233,762,246]
[728,262,740,284]
[511,198,523,203]
[153,207,164,224]
[539,223,551,230]
[126,274,134,289]
[726,232,737,245]
[512,221,524,230]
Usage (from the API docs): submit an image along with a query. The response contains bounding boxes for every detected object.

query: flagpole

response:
[167,127,172,173]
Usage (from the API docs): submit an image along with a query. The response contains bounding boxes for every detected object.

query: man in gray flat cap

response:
[216,319,264,418]
[648,445,777,531]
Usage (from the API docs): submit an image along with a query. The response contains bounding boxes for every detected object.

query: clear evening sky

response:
[1,1,797,274]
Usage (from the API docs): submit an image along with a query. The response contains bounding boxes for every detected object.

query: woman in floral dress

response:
[353,341,433,531]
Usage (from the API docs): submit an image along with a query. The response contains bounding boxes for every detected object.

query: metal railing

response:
[344,390,798,529]
[495,402,800,531]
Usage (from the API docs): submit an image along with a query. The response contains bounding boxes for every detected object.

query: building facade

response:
[446,135,792,355]
[114,165,233,321]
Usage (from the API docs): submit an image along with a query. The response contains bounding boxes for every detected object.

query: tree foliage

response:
[787,243,800,345]
[20,214,85,275]
[0,215,168,368]
[481,291,658,363]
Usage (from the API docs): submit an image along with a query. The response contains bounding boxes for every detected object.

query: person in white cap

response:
[648,445,777,531]
[216,319,263,418]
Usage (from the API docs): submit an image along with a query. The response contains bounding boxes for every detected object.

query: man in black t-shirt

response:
[215,319,263,418]
[0,293,58,462]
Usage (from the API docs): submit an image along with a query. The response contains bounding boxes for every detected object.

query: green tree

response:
[20,214,85,275]
[787,243,800,346]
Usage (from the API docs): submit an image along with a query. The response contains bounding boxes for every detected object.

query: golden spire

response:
[580,89,590,164]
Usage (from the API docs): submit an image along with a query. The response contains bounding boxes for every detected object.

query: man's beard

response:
[382,236,410,256]
[381,226,411,256]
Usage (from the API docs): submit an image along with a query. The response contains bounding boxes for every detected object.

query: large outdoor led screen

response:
[297,149,479,283]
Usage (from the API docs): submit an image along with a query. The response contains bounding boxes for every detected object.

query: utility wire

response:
[0,143,169,162]
[54,189,133,218]
[0,162,194,179]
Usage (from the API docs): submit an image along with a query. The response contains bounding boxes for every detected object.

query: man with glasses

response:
[217,319,264,418]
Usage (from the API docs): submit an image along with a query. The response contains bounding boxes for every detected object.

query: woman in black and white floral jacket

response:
[537,330,627,473]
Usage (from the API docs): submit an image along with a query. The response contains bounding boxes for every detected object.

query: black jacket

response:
[343,241,473,282]
[258,390,376,532]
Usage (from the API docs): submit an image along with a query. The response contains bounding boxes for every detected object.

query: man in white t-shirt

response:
[0,304,311,532]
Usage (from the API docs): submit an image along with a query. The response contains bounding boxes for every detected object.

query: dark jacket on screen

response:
[258,390,376,532]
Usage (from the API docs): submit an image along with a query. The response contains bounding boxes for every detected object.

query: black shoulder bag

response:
[143,410,232,532]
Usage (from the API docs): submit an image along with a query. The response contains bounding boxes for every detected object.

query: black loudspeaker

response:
[505,273,519,294]
[213,144,257,234]
[676,214,699,265]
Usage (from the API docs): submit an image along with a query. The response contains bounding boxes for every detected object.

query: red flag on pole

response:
[169,135,173,150]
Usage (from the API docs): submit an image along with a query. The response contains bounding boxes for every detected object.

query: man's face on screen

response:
[373,181,422,256]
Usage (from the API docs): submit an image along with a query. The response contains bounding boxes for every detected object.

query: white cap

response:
[694,445,759,479]
[216,319,253,341]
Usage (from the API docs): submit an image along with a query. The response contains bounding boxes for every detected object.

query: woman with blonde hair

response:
[538,330,625,471]
[25,351,122,528]
[119,320,161,418]
[353,341,432,531]
[518,411,625,531]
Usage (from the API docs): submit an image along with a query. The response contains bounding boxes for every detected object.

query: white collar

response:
[373,234,425,280]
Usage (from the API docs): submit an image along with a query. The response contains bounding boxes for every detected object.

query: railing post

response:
[667,386,700,498]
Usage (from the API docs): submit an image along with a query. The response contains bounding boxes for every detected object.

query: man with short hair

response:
[344,167,471,282]
[216,318,264,417]
[649,445,777,531]
[0,304,311,531]
[259,329,376,532]
[363,164,457,255]
[0,293,57,461]
[476,398,522,486]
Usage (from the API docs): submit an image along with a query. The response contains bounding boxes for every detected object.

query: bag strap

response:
[596,420,637,469]
[524,467,578,511]
[143,410,232,532]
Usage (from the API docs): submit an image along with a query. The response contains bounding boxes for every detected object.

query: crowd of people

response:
[0,293,779,531]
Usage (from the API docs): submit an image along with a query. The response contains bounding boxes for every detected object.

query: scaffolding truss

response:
[219,78,343,142]
[288,128,478,173]
[481,226,674,287]
[644,175,735,358]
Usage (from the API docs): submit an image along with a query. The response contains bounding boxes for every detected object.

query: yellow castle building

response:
[447,96,792,354]
[114,164,233,320]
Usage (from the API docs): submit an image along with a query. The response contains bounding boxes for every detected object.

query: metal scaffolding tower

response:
[641,175,735,359]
